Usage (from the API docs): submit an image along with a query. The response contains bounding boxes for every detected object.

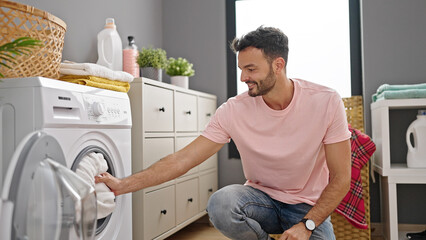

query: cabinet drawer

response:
[199,171,218,211]
[198,97,216,132]
[199,154,217,172]
[176,178,199,224]
[143,84,174,132]
[175,92,197,132]
[176,136,198,177]
[144,186,176,240]
[143,138,174,169]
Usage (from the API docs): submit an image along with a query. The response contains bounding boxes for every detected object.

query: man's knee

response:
[207,184,238,212]
[207,185,245,232]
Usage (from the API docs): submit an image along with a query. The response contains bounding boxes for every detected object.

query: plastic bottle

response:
[96,18,123,71]
[406,110,426,168]
[123,36,140,77]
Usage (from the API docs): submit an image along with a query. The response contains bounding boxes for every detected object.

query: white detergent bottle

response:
[96,18,123,71]
[406,110,426,168]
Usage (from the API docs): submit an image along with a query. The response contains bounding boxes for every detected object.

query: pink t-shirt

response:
[202,79,351,205]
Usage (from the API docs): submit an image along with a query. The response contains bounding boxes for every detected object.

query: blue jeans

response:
[206,184,335,240]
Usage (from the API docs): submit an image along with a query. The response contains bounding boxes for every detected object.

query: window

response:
[226,0,362,158]
[236,0,351,97]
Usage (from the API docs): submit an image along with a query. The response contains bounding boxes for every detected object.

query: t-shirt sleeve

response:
[323,93,351,144]
[201,102,232,144]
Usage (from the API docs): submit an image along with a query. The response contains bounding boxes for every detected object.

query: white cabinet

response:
[176,178,199,225]
[199,171,218,212]
[371,98,426,240]
[143,138,174,169]
[175,92,198,132]
[198,96,216,131]
[143,186,176,240]
[143,84,174,132]
[129,78,218,240]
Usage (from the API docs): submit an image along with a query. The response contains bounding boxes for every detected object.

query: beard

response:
[247,67,276,97]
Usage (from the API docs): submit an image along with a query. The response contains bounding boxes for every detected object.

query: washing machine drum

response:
[0,131,97,240]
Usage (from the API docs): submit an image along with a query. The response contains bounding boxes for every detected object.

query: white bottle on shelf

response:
[96,18,123,71]
[406,109,426,168]
[123,36,139,77]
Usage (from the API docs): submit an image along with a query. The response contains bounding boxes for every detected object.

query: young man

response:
[96,26,351,240]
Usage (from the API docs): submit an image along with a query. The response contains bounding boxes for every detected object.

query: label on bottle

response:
[123,49,139,77]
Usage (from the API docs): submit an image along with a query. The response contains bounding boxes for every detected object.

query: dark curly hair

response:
[231,26,289,66]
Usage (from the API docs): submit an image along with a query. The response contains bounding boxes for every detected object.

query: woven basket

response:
[0,1,66,79]
[331,96,370,240]
[271,96,370,240]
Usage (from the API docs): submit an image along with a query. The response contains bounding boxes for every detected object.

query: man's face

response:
[238,47,276,97]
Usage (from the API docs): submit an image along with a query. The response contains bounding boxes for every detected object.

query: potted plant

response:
[137,47,167,81]
[165,57,195,89]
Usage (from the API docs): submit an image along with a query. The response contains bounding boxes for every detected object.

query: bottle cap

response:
[104,18,116,29]
[128,36,135,45]
[418,110,426,115]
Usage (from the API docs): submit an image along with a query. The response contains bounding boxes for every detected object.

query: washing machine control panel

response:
[84,95,131,123]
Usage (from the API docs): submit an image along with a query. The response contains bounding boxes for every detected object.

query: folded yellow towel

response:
[59,75,130,92]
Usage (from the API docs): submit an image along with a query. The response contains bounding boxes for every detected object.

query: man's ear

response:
[273,57,286,73]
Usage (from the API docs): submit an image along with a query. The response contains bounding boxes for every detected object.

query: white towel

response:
[76,152,116,219]
[60,61,134,83]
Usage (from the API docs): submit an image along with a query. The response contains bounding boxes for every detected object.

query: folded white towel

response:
[76,152,116,219]
[60,61,134,83]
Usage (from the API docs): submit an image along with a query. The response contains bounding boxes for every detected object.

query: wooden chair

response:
[270,96,371,240]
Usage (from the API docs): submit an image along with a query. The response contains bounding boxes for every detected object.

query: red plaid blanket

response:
[334,126,376,229]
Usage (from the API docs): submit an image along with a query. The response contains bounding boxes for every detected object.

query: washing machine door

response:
[0,131,97,240]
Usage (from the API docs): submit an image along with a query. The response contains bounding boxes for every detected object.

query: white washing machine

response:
[0,77,132,239]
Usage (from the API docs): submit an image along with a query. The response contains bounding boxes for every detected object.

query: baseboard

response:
[371,222,426,237]
[194,214,211,224]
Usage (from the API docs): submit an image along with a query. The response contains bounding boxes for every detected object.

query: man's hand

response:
[279,222,311,240]
[95,172,125,196]
[95,136,224,196]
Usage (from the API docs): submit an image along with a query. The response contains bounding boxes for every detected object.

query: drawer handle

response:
[187,198,193,202]
[208,188,213,192]
[206,113,211,117]
[160,209,167,215]
[159,107,165,112]
[185,110,192,115]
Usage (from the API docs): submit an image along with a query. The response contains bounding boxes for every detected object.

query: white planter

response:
[170,76,189,89]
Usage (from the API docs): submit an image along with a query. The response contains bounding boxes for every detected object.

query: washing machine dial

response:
[92,102,105,116]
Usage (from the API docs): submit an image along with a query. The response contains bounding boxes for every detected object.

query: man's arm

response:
[96,135,224,196]
[282,139,351,239]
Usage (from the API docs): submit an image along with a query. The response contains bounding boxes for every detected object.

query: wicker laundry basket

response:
[0,1,66,79]
[270,96,371,240]
[331,96,370,240]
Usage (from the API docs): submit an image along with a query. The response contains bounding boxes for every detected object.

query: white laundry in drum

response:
[75,152,116,219]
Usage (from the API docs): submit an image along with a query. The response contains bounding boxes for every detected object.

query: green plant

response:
[0,37,43,78]
[137,47,168,69]
[166,57,195,77]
